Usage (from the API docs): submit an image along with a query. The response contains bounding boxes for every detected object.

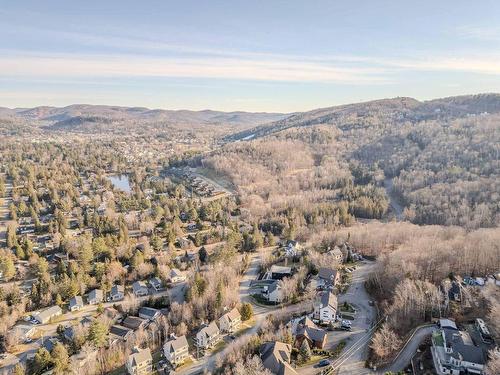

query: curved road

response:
[380,324,435,374]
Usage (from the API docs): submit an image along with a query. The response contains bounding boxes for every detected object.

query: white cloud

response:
[0,53,389,84]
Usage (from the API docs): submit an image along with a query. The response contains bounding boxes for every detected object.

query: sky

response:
[1,0,500,112]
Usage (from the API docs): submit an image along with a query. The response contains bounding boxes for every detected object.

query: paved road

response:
[300,261,378,375]
[0,178,12,247]
[381,325,435,374]
[175,246,317,375]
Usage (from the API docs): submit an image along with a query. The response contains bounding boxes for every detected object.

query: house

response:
[126,347,153,375]
[431,327,486,375]
[132,281,149,297]
[294,317,327,349]
[11,323,36,342]
[284,240,301,257]
[149,277,163,291]
[438,318,458,330]
[448,281,462,302]
[163,335,189,367]
[264,280,283,303]
[260,341,298,375]
[169,268,186,283]
[69,296,84,311]
[63,326,76,341]
[32,305,63,324]
[318,267,341,286]
[42,337,60,352]
[138,307,161,321]
[327,246,344,263]
[313,292,338,323]
[70,348,98,374]
[218,308,241,333]
[88,289,104,305]
[270,265,292,280]
[104,307,123,323]
[110,325,134,342]
[196,321,221,349]
[123,316,148,331]
[110,285,125,301]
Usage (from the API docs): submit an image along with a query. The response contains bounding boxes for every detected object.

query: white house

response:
[126,347,153,375]
[313,292,338,323]
[169,268,186,283]
[88,289,104,305]
[196,321,221,349]
[163,335,189,367]
[327,246,344,263]
[69,296,84,311]
[32,305,62,324]
[318,267,340,286]
[431,328,486,375]
[218,308,241,333]
[110,285,125,301]
[265,281,283,303]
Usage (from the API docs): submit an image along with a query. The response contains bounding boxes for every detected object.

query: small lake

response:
[108,174,132,193]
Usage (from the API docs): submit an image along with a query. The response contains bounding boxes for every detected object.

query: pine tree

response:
[299,339,312,363]
[239,303,253,321]
[33,347,52,374]
[51,342,69,374]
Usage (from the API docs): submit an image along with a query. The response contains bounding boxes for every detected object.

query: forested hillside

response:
[210,94,499,229]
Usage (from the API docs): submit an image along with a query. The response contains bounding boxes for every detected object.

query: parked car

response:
[318,359,331,367]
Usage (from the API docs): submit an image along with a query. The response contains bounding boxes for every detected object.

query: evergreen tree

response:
[51,342,69,375]
[32,347,52,374]
[239,303,253,321]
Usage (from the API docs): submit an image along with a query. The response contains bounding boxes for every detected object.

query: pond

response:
[108,174,132,193]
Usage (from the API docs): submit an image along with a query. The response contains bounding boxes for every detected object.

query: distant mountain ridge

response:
[0,104,289,130]
[226,93,500,141]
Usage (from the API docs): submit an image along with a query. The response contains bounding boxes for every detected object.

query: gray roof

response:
[139,307,161,320]
[199,321,219,337]
[132,281,148,291]
[443,328,486,364]
[295,318,327,345]
[111,284,124,295]
[270,265,292,274]
[42,337,60,352]
[268,280,281,293]
[149,277,162,286]
[129,347,152,368]
[88,289,103,301]
[318,267,338,281]
[69,296,84,308]
[34,305,62,322]
[260,341,297,375]
[123,316,147,330]
[320,292,338,310]
[110,325,133,339]
[165,335,189,353]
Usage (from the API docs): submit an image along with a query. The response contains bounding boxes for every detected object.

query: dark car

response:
[318,359,331,367]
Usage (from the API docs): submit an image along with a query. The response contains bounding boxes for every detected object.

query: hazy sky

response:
[1,0,500,112]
